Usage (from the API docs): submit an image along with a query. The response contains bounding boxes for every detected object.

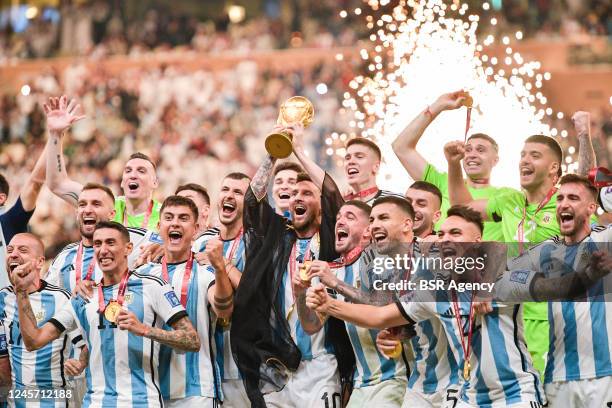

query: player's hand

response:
[11,261,36,293]
[376,329,401,360]
[43,95,85,135]
[292,263,311,294]
[287,122,305,152]
[571,111,590,137]
[116,308,147,336]
[136,243,164,267]
[305,283,331,313]
[307,261,336,288]
[194,252,210,266]
[73,279,94,300]
[432,91,467,113]
[585,251,612,281]
[64,358,87,376]
[444,141,465,164]
[474,301,493,315]
[205,238,225,270]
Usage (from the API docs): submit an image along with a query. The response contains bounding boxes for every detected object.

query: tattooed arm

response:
[206,238,235,319]
[572,111,596,176]
[250,154,277,201]
[44,96,85,207]
[116,309,201,352]
[0,356,10,387]
[15,291,62,351]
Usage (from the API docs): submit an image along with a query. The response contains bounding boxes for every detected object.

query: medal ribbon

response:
[344,186,379,201]
[328,246,363,269]
[226,229,244,265]
[123,200,154,228]
[98,270,130,315]
[464,106,472,143]
[451,290,475,379]
[161,252,194,308]
[75,241,96,285]
[288,238,313,312]
[517,187,557,254]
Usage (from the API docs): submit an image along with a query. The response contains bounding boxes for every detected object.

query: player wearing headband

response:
[14,221,199,408]
[43,96,162,231]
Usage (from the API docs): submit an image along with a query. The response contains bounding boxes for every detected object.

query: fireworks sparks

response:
[334,0,574,191]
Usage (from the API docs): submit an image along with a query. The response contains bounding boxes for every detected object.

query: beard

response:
[294,211,318,234]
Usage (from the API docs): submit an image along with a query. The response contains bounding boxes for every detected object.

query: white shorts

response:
[264,353,340,408]
[220,379,250,408]
[454,399,543,408]
[67,376,87,408]
[347,378,406,408]
[402,385,460,408]
[545,376,612,408]
[164,396,215,408]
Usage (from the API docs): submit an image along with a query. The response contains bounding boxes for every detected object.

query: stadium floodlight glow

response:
[342,0,557,192]
[227,5,246,24]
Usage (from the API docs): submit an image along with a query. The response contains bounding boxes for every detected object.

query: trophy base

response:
[265,133,293,159]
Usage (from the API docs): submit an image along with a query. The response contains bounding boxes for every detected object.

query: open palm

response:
[43,95,85,133]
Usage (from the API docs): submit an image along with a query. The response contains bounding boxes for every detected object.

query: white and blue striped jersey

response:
[400,279,545,407]
[45,228,163,293]
[279,236,334,360]
[49,272,187,408]
[0,282,83,393]
[507,224,612,384]
[193,227,246,381]
[137,257,219,400]
[332,249,408,389]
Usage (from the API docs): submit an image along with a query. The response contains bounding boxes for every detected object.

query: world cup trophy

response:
[265,96,315,159]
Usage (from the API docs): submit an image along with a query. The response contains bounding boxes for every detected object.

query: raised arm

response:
[290,123,325,190]
[19,144,47,212]
[392,91,467,180]
[250,153,278,201]
[43,96,85,207]
[206,239,235,319]
[445,141,489,220]
[572,111,596,176]
[306,284,407,330]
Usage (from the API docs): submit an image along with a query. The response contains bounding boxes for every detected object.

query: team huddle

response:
[0,92,610,408]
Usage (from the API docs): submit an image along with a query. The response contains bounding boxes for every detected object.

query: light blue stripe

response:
[63,249,77,292]
[76,298,93,408]
[128,280,148,405]
[99,287,117,407]
[561,246,580,379]
[471,327,492,407]
[346,323,371,384]
[159,264,175,398]
[417,321,440,393]
[185,264,201,396]
[34,292,56,387]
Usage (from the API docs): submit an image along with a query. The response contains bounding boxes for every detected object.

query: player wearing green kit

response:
[392,91,513,241]
[43,95,162,232]
[444,134,564,375]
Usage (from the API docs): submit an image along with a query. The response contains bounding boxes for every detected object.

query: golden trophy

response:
[265,96,315,159]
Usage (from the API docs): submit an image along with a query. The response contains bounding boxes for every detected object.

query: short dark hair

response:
[296,172,314,184]
[346,137,382,161]
[274,162,304,177]
[94,221,130,243]
[82,182,115,203]
[175,183,210,206]
[559,174,598,201]
[467,133,499,152]
[372,196,415,220]
[342,200,372,217]
[408,181,443,207]
[524,135,563,178]
[161,195,199,221]
[127,152,156,170]
[446,205,484,234]
[0,174,8,196]
[224,172,251,182]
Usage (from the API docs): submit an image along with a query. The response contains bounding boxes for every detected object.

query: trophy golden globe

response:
[265,96,315,159]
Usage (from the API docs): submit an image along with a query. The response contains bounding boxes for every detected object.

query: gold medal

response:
[299,261,313,283]
[463,361,471,381]
[104,301,122,323]
[385,342,403,359]
[217,317,231,328]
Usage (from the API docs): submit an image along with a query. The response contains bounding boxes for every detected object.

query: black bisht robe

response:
[230,174,356,407]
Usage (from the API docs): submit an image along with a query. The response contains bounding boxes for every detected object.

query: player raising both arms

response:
[14,221,200,408]
[43,96,162,231]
